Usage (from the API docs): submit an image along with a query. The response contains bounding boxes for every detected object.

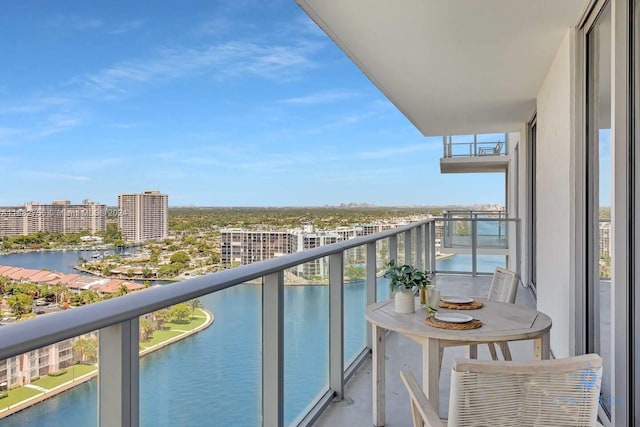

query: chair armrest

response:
[400,371,444,427]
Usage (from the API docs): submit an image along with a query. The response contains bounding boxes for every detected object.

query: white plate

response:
[434,313,474,323]
[441,296,474,304]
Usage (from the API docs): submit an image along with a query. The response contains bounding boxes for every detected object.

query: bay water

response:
[0,251,499,426]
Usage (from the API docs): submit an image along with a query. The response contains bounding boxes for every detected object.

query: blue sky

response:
[0,0,505,207]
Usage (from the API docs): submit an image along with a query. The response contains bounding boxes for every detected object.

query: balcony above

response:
[440,155,510,173]
[440,137,510,173]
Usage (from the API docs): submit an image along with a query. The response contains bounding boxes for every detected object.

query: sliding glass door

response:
[585,0,612,419]
[633,0,640,421]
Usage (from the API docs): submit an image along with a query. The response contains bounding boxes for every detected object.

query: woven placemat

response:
[424,316,483,330]
[438,299,483,310]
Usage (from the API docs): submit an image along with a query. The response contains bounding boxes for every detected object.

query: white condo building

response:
[0,200,106,237]
[118,191,168,243]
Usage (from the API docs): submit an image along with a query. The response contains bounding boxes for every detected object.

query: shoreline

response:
[0,308,214,420]
[72,265,181,283]
[0,244,141,256]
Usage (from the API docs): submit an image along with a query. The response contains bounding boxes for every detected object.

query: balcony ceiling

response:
[296,0,590,136]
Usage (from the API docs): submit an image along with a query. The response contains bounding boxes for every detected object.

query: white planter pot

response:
[394,287,415,313]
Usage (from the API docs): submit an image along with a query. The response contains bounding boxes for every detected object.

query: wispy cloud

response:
[68,157,126,172]
[0,96,72,115]
[0,127,25,143]
[278,90,360,106]
[47,15,103,31]
[76,40,320,98]
[22,170,90,181]
[194,18,232,37]
[110,122,144,129]
[29,114,83,139]
[107,19,146,35]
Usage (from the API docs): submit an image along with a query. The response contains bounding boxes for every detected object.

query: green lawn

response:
[0,309,210,412]
[32,364,96,390]
[0,386,41,409]
[140,309,208,349]
[140,329,183,348]
[164,311,208,330]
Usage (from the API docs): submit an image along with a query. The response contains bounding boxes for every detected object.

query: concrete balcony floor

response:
[315,273,538,426]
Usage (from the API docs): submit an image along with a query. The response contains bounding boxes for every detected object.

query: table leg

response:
[372,324,385,426]
[533,332,551,360]
[422,338,440,418]
[465,344,478,359]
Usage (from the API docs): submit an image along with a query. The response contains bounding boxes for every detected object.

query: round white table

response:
[365,298,552,426]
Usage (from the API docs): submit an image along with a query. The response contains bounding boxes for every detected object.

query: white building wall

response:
[535,29,574,359]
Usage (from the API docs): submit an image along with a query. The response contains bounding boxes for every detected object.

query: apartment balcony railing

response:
[441,134,508,158]
[440,134,509,173]
[435,215,520,276]
[0,218,518,426]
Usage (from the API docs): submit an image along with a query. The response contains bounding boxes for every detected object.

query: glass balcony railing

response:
[441,133,508,158]
[0,217,524,425]
[0,220,435,426]
[434,213,520,276]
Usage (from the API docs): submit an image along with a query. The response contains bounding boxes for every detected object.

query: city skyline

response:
[0,1,505,207]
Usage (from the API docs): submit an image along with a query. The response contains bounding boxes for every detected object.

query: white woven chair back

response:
[448,354,602,427]
[487,267,518,303]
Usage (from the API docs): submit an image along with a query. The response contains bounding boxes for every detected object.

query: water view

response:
[0,251,502,426]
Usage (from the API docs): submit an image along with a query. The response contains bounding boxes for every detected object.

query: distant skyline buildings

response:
[0,190,169,242]
[118,190,168,243]
[0,200,106,238]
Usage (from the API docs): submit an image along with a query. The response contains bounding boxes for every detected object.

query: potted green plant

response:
[383,259,431,313]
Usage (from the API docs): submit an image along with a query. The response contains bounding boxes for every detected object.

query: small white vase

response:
[394,287,415,313]
[427,286,441,307]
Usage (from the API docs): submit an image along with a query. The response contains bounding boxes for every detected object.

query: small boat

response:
[91,252,100,259]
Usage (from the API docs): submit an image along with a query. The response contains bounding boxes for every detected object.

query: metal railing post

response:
[430,221,437,272]
[329,253,344,399]
[263,271,284,426]
[404,230,412,266]
[389,235,398,263]
[425,222,432,271]
[366,242,377,349]
[416,225,423,270]
[471,220,478,276]
[99,320,139,427]
[515,220,522,278]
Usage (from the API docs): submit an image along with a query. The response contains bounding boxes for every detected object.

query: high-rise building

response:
[0,200,106,237]
[220,229,295,265]
[118,191,168,242]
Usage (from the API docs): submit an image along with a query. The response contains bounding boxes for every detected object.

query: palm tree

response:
[78,290,99,305]
[187,299,202,316]
[139,319,154,341]
[0,276,9,295]
[73,337,98,364]
[116,284,129,297]
[52,284,68,304]
[153,309,171,330]
[7,294,33,318]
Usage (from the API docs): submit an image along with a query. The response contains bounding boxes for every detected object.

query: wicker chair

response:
[400,354,603,427]
[485,267,519,360]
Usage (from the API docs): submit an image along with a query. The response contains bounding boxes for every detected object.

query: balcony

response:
[0,218,527,426]
[440,135,510,174]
